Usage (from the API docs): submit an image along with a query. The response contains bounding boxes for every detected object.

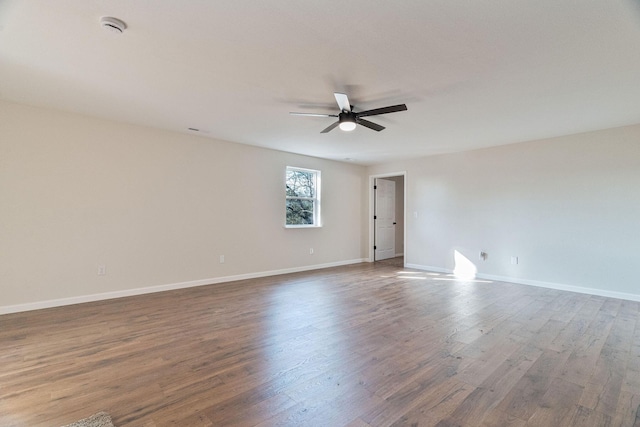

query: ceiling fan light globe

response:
[339,121,356,131]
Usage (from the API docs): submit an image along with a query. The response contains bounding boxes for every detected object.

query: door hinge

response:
[374,246,377,250]
[374,215,377,220]
[374,185,377,190]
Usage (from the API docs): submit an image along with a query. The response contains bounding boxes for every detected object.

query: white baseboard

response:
[0,258,367,315]
[7,259,638,315]
[405,263,640,302]
[476,272,640,302]
[405,263,452,274]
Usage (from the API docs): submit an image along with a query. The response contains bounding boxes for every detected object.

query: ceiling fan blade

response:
[290,112,338,117]
[357,118,385,132]
[320,121,340,133]
[334,93,351,112]
[356,104,407,118]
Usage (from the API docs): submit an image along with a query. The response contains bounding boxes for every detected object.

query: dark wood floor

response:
[1,258,639,426]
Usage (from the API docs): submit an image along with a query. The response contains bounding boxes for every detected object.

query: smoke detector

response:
[100,17,127,33]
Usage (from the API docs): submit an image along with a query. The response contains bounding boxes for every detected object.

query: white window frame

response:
[285,166,321,228]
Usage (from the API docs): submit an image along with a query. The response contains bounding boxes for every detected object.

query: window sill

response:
[284,224,323,229]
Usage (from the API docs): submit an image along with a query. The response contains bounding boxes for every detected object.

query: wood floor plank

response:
[567,405,613,427]
[387,379,474,427]
[479,409,527,427]
[497,347,572,420]
[559,332,607,387]
[1,258,639,426]
[524,378,584,426]
[612,391,640,427]
[437,343,543,426]
[579,347,626,417]
[362,362,470,426]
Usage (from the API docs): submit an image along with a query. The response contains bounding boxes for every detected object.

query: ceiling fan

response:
[290,93,407,133]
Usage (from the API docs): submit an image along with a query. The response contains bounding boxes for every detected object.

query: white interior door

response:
[375,178,396,260]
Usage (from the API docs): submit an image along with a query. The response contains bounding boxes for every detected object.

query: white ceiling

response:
[2,1,640,165]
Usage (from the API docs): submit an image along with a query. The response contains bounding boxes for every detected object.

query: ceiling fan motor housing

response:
[339,111,356,124]
[338,111,357,131]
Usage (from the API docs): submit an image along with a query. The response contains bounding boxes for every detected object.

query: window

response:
[285,166,321,227]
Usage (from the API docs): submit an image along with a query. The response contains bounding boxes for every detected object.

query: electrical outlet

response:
[219,255,225,264]
[479,251,488,261]
[97,264,106,276]
[309,248,314,255]
[511,256,519,265]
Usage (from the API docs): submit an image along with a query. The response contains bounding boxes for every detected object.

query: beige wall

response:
[368,124,640,299]
[0,101,367,311]
[3,98,639,311]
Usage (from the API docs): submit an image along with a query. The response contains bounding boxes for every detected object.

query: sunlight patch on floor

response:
[433,277,493,283]
[453,250,477,280]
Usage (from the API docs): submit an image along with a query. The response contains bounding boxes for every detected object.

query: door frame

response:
[368,171,407,264]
